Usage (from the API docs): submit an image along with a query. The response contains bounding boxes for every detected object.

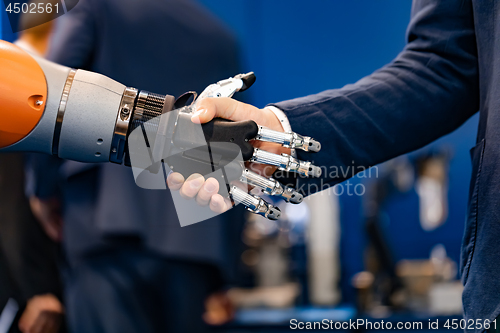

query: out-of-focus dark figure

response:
[0,154,64,333]
[0,7,65,333]
[27,0,244,332]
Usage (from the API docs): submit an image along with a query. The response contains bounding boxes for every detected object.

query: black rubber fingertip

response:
[235,72,256,92]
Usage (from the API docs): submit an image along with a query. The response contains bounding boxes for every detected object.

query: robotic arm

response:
[0,40,322,221]
[0,40,131,163]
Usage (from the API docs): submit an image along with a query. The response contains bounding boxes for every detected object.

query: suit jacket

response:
[273,0,497,328]
[29,0,244,279]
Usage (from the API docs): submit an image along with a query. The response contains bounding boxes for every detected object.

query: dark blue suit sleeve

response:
[274,0,479,194]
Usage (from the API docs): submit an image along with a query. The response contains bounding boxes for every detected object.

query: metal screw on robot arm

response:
[250,148,322,178]
[255,126,321,152]
[240,169,303,204]
[230,186,281,220]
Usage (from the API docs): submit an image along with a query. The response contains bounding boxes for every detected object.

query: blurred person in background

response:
[0,5,65,333]
[26,0,244,332]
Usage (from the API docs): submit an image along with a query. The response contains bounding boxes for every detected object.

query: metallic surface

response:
[110,87,138,163]
[250,148,322,177]
[241,168,303,203]
[230,186,281,220]
[256,126,321,152]
[130,91,166,134]
[52,69,77,155]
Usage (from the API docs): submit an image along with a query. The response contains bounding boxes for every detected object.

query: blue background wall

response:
[0,3,3,40]
[198,0,414,108]
[1,2,16,42]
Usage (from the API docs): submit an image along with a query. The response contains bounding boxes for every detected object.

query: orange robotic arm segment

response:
[0,40,47,148]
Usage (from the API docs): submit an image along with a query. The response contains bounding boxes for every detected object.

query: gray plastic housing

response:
[57,70,125,162]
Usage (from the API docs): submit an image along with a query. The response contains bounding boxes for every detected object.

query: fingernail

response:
[211,199,219,208]
[170,174,183,185]
[191,108,206,124]
[192,108,206,118]
[191,115,201,124]
[205,181,217,193]
[189,177,204,189]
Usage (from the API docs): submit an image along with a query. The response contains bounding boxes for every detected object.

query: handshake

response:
[128,73,322,225]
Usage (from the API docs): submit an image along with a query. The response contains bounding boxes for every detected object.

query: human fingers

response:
[179,174,205,200]
[195,177,220,206]
[209,194,231,214]
[192,98,282,130]
[166,172,185,190]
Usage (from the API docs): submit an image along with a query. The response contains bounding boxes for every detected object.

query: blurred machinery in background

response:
[228,192,341,310]
[353,151,462,318]
[223,149,464,332]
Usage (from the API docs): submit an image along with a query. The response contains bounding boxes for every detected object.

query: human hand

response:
[29,196,63,242]
[167,172,233,214]
[166,95,321,220]
[203,291,235,326]
[166,98,289,214]
[18,294,64,333]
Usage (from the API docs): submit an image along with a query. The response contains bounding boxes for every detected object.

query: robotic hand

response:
[127,72,322,221]
[0,40,321,221]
